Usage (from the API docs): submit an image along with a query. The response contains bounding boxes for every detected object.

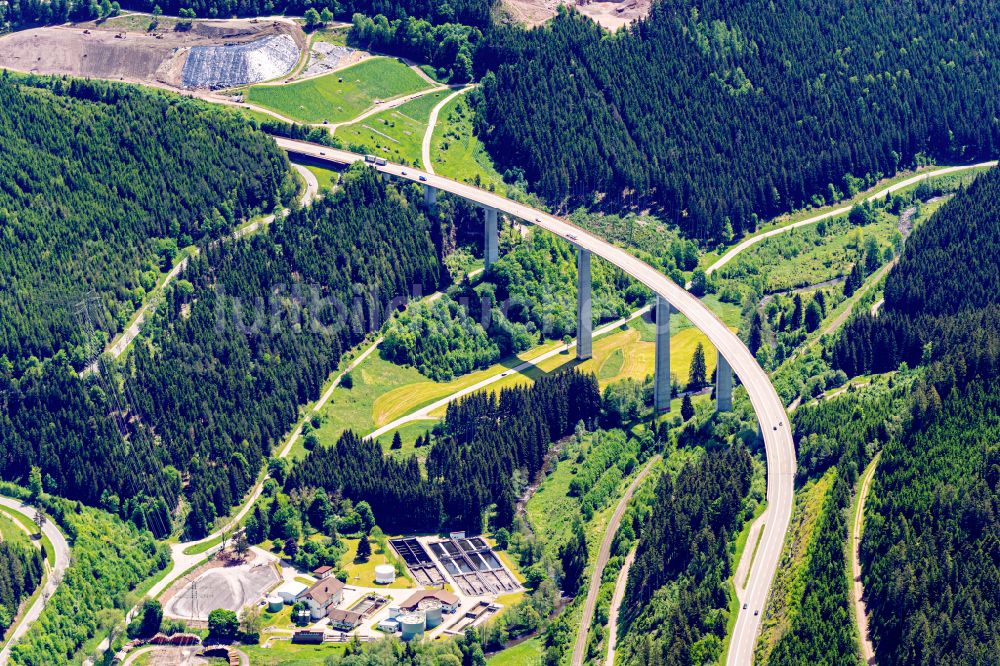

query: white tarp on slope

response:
[182,34,299,89]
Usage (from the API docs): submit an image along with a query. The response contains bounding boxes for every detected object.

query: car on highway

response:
[419,175,427,182]
[402,170,407,175]
[319,152,325,156]
[754,610,759,616]
[566,233,578,240]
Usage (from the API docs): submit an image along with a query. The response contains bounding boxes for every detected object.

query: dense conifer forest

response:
[0,541,44,635]
[476,0,1000,239]
[834,167,1000,376]
[618,444,752,665]
[861,379,1000,666]
[289,369,601,535]
[765,471,859,665]
[1,168,441,539]
[788,166,1000,665]
[1,0,493,30]
[0,75,290,365]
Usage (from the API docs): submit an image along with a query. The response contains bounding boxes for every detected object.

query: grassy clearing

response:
[243,641,345,665]
[340,538,413,588]
[312,295,737,446]
[430,93,505,191]
[0,510,30,548]
[182,533,222,556]
[246,57,432,125]
[312,26,350,47]
[719,211,901,294]
[289,156,340,192]
[755,469,836,664]
[371,419,439,457]
[336,91,447,165]
[487,638,544,665]
[699,165,993,271]
[0,506,53,566]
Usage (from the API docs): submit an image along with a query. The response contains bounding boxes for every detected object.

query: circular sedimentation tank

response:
[418,599,443,628]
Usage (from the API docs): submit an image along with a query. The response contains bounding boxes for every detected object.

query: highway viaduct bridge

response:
[273,136,795,665]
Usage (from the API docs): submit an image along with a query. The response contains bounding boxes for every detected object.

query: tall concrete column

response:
[423,184,437,213]
[576,248,592,361]
[653,295,671,412]
[484,207,498,268]
[716,351,733,412]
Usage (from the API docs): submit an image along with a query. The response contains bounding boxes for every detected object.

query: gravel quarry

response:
[0,17,305,91]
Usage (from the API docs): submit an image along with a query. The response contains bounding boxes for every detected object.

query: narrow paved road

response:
[853,454,880,666]
[735,507,769,602]
[0,497,71,665]
[604,546,637,666]
[422,86,473,173]
[705,161,997,276]
[291,163,320,205]
[571,458,658,666]
[273,138,796,664]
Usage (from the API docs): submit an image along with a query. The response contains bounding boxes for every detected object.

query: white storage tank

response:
[266,595,284,613]
[374,564,396,585]
[399,612,426,641]
[418,599,443,629]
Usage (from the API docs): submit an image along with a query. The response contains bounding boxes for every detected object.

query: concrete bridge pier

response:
[577,248,592,360]
[653,295,671,412]
[716,352,733,412]
[484,207,498,267]
[423,184,437,213]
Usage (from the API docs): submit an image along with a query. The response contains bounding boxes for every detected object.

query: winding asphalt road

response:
[421,86,473,173]
[705,161,997,277]
[272,136,796,664]
[0,497,71,665]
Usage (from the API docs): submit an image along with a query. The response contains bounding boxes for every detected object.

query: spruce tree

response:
[688,343,707,390]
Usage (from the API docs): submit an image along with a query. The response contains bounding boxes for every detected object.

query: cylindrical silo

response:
[399,612,426,641]
[266,595,283,613]
[374,564,396,584]
[418,599,443,629]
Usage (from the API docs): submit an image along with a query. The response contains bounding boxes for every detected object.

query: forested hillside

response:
[618,444,752,665]
[0,75,290,364]
[1,168,440,538]
[809,164,1000,665]
[476,0,1000,239]
[289,369,601,535]
[5,489,169,665]
[861,379,1000,666]
[382,228,642,379]
[0,541,44,635]
[1,0,493,30]
[834,166,1000,375]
